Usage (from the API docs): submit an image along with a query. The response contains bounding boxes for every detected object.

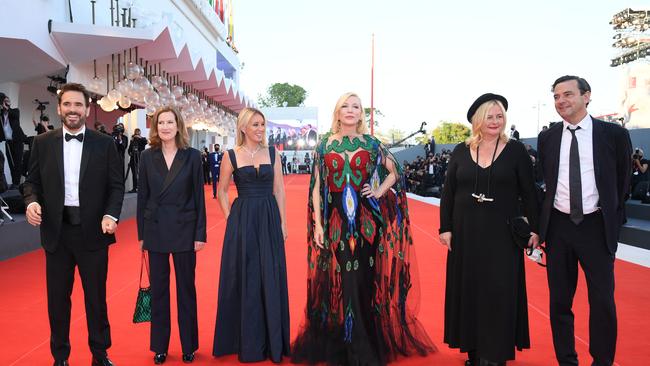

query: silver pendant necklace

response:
[240,144,261,161]
[471,138,500,203]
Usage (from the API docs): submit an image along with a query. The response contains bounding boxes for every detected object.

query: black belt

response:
[552,207,601,218]
[63,206,81,225]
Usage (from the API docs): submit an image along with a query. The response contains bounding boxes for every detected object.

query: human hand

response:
[26,203,42,226]
[313,224,324,249]
[194,241,206,251]
[439,231,452,251]
[281,223,288,241]
[528,232,540,249]
[361,183,381,199]
[101,216,117,234]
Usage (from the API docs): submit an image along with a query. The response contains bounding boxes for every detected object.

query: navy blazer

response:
[537,117,632,254]
[137,147,207,253]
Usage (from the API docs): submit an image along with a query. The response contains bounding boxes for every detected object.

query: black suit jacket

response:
[0,108,26,142]
[22,128,125,252]
[137,147,207,253]
[537,117,632,254]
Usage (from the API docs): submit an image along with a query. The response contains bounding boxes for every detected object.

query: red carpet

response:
[1,174,649,365]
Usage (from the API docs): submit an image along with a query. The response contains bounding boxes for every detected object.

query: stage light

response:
[308,139,316,147]
[297,139,305,147]
[287,139,294,146]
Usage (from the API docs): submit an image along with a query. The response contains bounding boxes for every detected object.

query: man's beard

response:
[61,113,85,131]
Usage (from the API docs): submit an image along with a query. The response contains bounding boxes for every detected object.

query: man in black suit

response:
[23,83,124,366]
[537,76,632,366]
[0,92,27,188]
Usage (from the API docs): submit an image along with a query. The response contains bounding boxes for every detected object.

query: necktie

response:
[567,126,583,225]
[65,133,84,142]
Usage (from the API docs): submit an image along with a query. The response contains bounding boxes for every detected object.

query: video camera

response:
[34,99,49,111]
[633,148,642,160]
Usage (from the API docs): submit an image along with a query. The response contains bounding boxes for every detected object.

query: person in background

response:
[0,92,26,188]
[208,143,223,199]
[439,93,539,366]
[201,147,212,185]
[23,83,124,366]
[509,124,520,141]
[137,106,206,364]
[127,128,148,193]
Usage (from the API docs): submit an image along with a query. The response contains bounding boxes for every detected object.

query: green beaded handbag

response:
[133,251,151,323]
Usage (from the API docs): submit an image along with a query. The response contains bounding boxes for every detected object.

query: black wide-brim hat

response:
[467,93,508,123]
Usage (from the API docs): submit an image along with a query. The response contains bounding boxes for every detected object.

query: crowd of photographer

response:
[403,149,452,197]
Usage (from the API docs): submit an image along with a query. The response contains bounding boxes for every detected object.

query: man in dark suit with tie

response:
[537,76,632,366]
[0,92,27,188]
[208,143,223,198]
[23,83,124,366]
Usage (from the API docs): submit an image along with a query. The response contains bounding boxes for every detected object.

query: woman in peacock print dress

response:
[291,92,435,366]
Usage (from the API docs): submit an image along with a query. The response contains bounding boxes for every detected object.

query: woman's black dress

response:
[439,140,539,362]
[213,147,290,363]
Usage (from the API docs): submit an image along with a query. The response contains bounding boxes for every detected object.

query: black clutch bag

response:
[507,216,532,252]
[133,251,151,323]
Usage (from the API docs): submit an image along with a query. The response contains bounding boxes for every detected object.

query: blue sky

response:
[235,0,649,138]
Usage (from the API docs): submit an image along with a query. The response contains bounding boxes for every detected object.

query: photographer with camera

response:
[127,128,148,193]
[111,122,128,167]
[631,148,649,197]
[0,92,26,189]
[32,100,54,135]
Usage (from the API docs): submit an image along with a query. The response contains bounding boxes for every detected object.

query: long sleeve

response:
[22,133,43,206]
[439,143,461,234]
[136,151,149,241]
[514,142,540,234]
[104,138,125,220]
[192,149,207,242]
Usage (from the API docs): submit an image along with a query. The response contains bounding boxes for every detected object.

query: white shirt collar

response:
[562,114,591,132]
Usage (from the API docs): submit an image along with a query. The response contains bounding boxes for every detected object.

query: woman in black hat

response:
[438,93,540,366]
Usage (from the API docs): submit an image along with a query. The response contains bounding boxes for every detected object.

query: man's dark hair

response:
[0,92,7,104]
[57,83,91,107]
[552,75,591,95]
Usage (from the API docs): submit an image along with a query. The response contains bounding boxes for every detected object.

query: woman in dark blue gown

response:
[212,107,290,363]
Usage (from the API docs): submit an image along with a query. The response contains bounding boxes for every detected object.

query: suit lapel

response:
[152,149,168,181]
[591,117,604,187]
[54,128,65,190]
[548,124,563,192]
[160,148,188,196]
[79,130,93,183]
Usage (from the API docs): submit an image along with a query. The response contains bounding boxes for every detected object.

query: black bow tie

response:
[65,133,84,142]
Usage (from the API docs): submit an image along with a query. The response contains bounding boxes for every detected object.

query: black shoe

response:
[53,361,69,366]
[182,352,195,363]
[153,353,167,364]
[128,189,137,193]
[91,356,114,366]
[478,359,505,366]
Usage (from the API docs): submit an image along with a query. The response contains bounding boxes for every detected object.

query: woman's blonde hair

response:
[148,106,190,149]
[235,107,268,147]
[465,100,508,149]
[329,92,369,134]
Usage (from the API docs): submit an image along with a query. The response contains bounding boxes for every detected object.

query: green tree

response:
[364,107,384,127]
[258,83,308,107]
[374,128,405,145]
[431,121,470,144]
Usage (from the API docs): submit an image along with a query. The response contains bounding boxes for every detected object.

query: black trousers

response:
[4,139,23,185]
[210,170,219,198]
[149,250,198,354]
[546,209,617,366]
[45,223,110,361]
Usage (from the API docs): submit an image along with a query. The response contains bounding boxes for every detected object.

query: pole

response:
[370,33,375,136]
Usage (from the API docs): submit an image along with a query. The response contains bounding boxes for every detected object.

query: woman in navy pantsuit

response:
[137,106,207,364]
